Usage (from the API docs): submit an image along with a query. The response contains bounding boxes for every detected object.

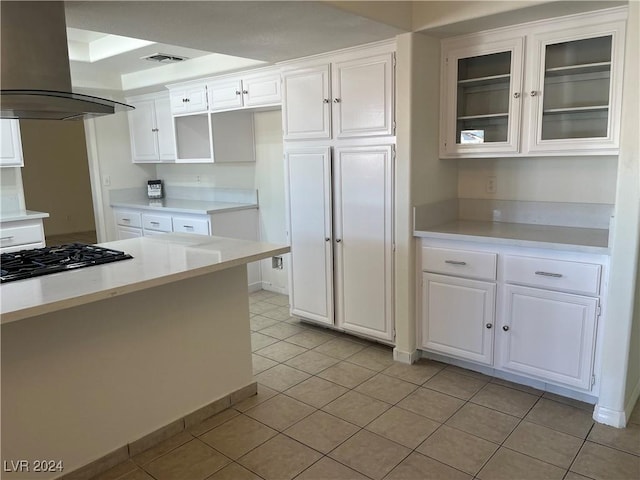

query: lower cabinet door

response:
[499,284,598,390]
[334,145,394,342]
[117,226,142,239]
[421,273,495,365]
[285,147,334,326]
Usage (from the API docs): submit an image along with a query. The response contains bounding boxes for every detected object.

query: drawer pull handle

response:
[486,323,492,329]
[535,271,563,278]
[122,218,130,222]
[0,236,14,241]
[502,325,510,331]
[445,260,467,266]
[184,225,193,230]
[150,221,160,226]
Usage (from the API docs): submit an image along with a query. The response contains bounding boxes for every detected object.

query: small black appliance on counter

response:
[147,179,164,199]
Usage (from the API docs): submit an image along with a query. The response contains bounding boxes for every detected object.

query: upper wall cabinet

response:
[169,84,208,115]
[126,92,176,163]
[282,49,395,141]
[208,70,281,112]
[0,119,24,167]
[440,7,627,158]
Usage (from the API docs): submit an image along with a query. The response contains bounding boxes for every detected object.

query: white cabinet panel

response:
[334,145,394,341]
[282,65,331,140]
[142,213,172,233]
[285,147,334,325]
[503,255,601,296]
[422,246,497,281]
[169,85,208,114]
[422,273,495,365]
[500,284,598,390]
[208,78,244,111]
[127,93,175,163]
[117,226,143,239]
[333,53,394,138]
[0,221,45,250]
[243,72,282,107]
[172,216,210,235]
[0,119,24,167]
[114,210,142,228]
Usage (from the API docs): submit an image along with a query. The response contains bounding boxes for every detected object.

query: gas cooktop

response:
[0,243,133,283]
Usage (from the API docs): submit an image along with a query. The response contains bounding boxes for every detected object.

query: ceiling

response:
[64,1,407,92]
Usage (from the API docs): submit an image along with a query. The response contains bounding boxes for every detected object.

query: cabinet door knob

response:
[333,98,341,103]
[486,323,492,329]
[336,238,342,243]
[323,98,330,104]
[243,90,248,94]
[185,98,190,102]
[513,92,521,99]
[325,237,331,242]
[502,325,510,331]
[235,90,242,95]
[530,90,538,97]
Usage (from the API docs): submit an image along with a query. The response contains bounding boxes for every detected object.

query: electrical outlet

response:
[486,176,497,194]
[196,175,201,183]
[103,175,111,187]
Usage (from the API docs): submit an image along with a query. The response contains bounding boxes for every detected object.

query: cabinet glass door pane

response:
[541,35,612,140]
[456,51,511,144]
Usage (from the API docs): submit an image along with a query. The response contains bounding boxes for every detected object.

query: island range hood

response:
[0,1,133,121]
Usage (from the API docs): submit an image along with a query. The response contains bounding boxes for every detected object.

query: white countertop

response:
[415,220,610,254]
[0,234,289,324]
[110,198,257,215]
[0,210,50,222]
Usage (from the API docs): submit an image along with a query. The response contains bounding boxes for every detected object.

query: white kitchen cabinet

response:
[0,218,45,252]
[113,207,260,288]
[418,239,607,394]
[169,84,208,115]
[285,145,394,342]
[126,93,176,163]
[282,65,331,140]
[440,7,626,157]
[0,119,24,167]
[420,246,497,365]
[440,37,524,156]
[208,70,281,112]
[422,273,496,365]
[500,284,598,390]
[116,226,143,240]
[282,52,395,141]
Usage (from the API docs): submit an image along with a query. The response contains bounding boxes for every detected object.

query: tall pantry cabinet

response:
[282,41,396,343]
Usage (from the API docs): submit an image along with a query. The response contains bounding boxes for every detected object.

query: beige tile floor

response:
[93,290,640,480]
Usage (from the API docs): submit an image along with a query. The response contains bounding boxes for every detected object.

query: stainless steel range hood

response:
[0,1,133,121]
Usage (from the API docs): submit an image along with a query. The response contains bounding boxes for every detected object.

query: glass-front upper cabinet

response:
[526,20,626,154]
[441,37,524,157]
[439,7,626,158]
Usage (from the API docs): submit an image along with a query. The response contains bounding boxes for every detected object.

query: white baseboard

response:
[593,405,627,428]
[593,373,640,428]
[393,348,420,364]
[248,282,263,293]
[260,282,288,295]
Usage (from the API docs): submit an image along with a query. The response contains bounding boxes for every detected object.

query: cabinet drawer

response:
[115,210,142,228]
[503,255,601,296]
[422,246,497,281]
[172,216,210,235]
[0,223,43,248]
[142,213,172,232]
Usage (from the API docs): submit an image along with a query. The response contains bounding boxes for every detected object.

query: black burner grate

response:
[0,243,133,283]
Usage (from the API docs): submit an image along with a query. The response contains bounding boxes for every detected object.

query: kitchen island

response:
[1,234,289,479]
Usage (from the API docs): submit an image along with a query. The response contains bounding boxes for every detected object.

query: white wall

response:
[254,110,288,294]
[458,156,618,203]
[394,31,458,361]
[155,162,256,189]
[598,0,640,427]
[86,110,155,242]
